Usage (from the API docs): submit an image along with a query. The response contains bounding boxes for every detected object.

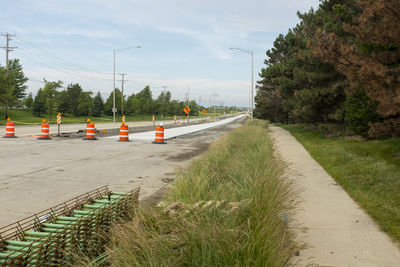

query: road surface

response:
[0,115,246,227]
[0,117,211,137]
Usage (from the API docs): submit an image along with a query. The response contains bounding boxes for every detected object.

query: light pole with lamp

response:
[113,45,141,122]
[229,48,254,120]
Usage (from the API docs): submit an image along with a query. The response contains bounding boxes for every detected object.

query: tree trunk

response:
[5,101,8,120]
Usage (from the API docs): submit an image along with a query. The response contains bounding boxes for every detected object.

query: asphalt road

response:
[0,115,247,227]
[0,117,209,137]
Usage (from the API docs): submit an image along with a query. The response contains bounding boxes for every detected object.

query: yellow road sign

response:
[183,106,191,114]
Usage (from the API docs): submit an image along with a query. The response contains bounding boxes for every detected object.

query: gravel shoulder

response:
[268,126,400,267]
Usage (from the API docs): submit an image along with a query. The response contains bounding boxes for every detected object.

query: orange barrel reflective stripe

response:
[84,120,97,140]
[3,118,17,138]
[119,124,129,142]
[153,124,166,144]
[38,119,51,140]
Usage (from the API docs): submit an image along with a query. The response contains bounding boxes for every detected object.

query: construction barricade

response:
[119,124,129,142]
[153,123,166,144]
[3,118,16,138]
[37,119,51,140]
[83,119,97,140]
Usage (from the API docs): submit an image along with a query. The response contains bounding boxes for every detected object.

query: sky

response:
[0,0,320,107]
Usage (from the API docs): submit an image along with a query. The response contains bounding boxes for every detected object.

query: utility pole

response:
[1,33,17,119]
[119,73,127,116]
[161,86,167,119]
[1,33,17,70]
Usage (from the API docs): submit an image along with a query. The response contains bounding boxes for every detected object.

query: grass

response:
[105,121,296,266]
[0,108,220,125]
[280,124,400,241]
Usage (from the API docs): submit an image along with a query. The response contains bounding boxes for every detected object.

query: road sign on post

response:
[183,106,191,124]
[202,109,207,114]
[57,113,61,136]
[183,106,190,114]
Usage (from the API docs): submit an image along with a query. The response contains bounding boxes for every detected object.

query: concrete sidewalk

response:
[268,126,400,267]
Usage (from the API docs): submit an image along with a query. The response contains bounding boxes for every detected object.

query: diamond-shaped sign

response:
[202,109,207,114]
[183,106,191,114]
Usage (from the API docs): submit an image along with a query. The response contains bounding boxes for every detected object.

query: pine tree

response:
[23,92,34,109]
[92,92,104,117]
[32,89,47,117]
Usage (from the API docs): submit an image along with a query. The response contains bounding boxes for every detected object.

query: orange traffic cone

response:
[3,118,17,138]
[83,119,97,140]
[119,124,129,142]
[38,119,51,140]
[153,123,166,144]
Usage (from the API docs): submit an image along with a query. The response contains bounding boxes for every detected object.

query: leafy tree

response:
[41,80,63,121]
[32,89,47,117]
[126,93,140,115]
[104,88,122,116]
[66,83,83,116]
[92,92,104,117]
[23,92,34,109]
[57,90,70,115]
[77,91,94,116]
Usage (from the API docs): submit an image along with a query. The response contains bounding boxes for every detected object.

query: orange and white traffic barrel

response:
[119,124,129,142]
[83,119,97,140]
[153,123,166,144]
[3,118,17,138]
[38,119,51,140]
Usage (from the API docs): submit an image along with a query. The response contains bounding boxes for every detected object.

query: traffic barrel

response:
[3,118,17,138]
[119,124,129,142]
[83,119,97,140]
[38,119,51,140]
[153,123,166,144]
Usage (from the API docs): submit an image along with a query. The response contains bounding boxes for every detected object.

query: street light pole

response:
[229,48,254,120]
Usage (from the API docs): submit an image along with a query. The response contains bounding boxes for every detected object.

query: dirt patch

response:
[167,141,210,162]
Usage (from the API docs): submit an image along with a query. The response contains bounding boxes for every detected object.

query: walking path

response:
[268,126,400,267]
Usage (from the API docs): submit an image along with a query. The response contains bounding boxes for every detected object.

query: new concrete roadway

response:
[0,115,246,226]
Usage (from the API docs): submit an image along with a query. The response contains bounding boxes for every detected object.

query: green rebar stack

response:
[0,186,139,266]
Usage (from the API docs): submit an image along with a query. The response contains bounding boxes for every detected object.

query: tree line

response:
[0,59,205,120]
[255,0,400,138]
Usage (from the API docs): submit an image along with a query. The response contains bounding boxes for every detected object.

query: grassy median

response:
[281,124,400,242]
[106,121,296,266]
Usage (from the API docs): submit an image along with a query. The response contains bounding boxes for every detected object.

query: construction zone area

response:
[0,114,247,265]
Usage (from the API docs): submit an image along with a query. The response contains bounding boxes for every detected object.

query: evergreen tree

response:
[66,83,83,116]
[8,59,28,100]
[23,92,34,109]
[32,89,47,117]
[92,92,104,117]
[57,90,70,115]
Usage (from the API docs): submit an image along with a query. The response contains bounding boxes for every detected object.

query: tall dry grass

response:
[106,121,296,266]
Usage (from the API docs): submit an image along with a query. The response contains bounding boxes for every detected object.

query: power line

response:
[14,35,111,75]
